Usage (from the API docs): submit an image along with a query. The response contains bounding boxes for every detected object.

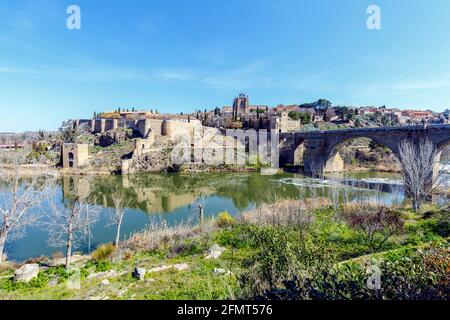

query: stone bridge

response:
[279,124,450,175]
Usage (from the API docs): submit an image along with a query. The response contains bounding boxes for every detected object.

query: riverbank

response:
[0,164,59,177]
[1,201,448,300]
[0,161,401,177]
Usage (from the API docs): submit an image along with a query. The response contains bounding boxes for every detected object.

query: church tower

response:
[232,93,249,120]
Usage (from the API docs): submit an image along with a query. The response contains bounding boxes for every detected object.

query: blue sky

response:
[1,0,450,132]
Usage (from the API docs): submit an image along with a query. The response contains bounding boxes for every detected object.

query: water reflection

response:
[5,171,441,261]
[62,172,409,215]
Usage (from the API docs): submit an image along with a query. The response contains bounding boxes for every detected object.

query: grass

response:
[0,237,245,300]
[0,202,448,300]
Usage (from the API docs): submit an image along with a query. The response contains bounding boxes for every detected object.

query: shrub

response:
[239,225,335,297]
[241,200,316,229]
[25,256,48,265]
[46,265,73,280]
[91,243,116,262]
[216,212,236,228]
[51,251,64,260]
[342,206,404,251]
[257,243,449,300]
[168,241,202,258]
[214,225,253,249]
[94,260,111,272]
[0,272,51,291]
[432,207,450,237]
[0,263,13,274]
[404,220,443,245]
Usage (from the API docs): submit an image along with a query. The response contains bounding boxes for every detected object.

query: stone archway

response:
[279,124,450,176]
[278,134,306,168]
[434,138,450,187]
[302,133,402,175]
[323,136,400,173]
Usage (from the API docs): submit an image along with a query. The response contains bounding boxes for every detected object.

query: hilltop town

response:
[1,94,449,175]
[87,94,450,133]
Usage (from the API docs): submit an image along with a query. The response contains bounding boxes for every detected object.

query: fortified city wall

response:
[76,118,202,139]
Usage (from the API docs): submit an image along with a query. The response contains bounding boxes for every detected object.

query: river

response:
[1,171,448,262]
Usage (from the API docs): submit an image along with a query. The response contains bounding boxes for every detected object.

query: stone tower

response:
[62,144,89,168]
[232,93,249,119]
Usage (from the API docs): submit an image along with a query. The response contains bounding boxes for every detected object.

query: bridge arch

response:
[279,134,307,167]
[434,137,450,181]
[437,136,450,151]
[322,135,401,173]
[280,124,450,177]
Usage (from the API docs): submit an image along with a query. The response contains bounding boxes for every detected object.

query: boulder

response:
[14,264,40,283]
[205,244,226,259]
[48,278,59,287]
[96,129,133,147]
[173,263,189,271]
[87,269,117,280]
[47,255,88,267]
[213,268,226,275]
[148,265,172,273]
[100,279,110,286]
[132,267,146,280]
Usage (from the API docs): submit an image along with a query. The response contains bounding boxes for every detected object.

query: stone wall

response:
[136,119,164,138]
[162,119,202,137]
[271,112,302,133]
[324,153,345,173]
[133,137,155,156]
[77,117,200,139]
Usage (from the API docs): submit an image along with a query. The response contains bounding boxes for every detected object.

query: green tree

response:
[335,106,349,121]
[288,111,311,124]
[316,99,332,110]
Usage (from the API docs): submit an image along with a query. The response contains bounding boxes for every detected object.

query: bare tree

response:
[57,120,90,144]
[343,206,404,251]
[109,190,132,248]
[46,195,99,267]
[398,138,440,212]
[0,167,51,263]
[191,194,208,225]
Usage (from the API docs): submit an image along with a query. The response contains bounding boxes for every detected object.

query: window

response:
[68,152,75,168]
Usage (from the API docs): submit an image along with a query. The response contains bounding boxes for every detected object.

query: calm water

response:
[1,171,444,262]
